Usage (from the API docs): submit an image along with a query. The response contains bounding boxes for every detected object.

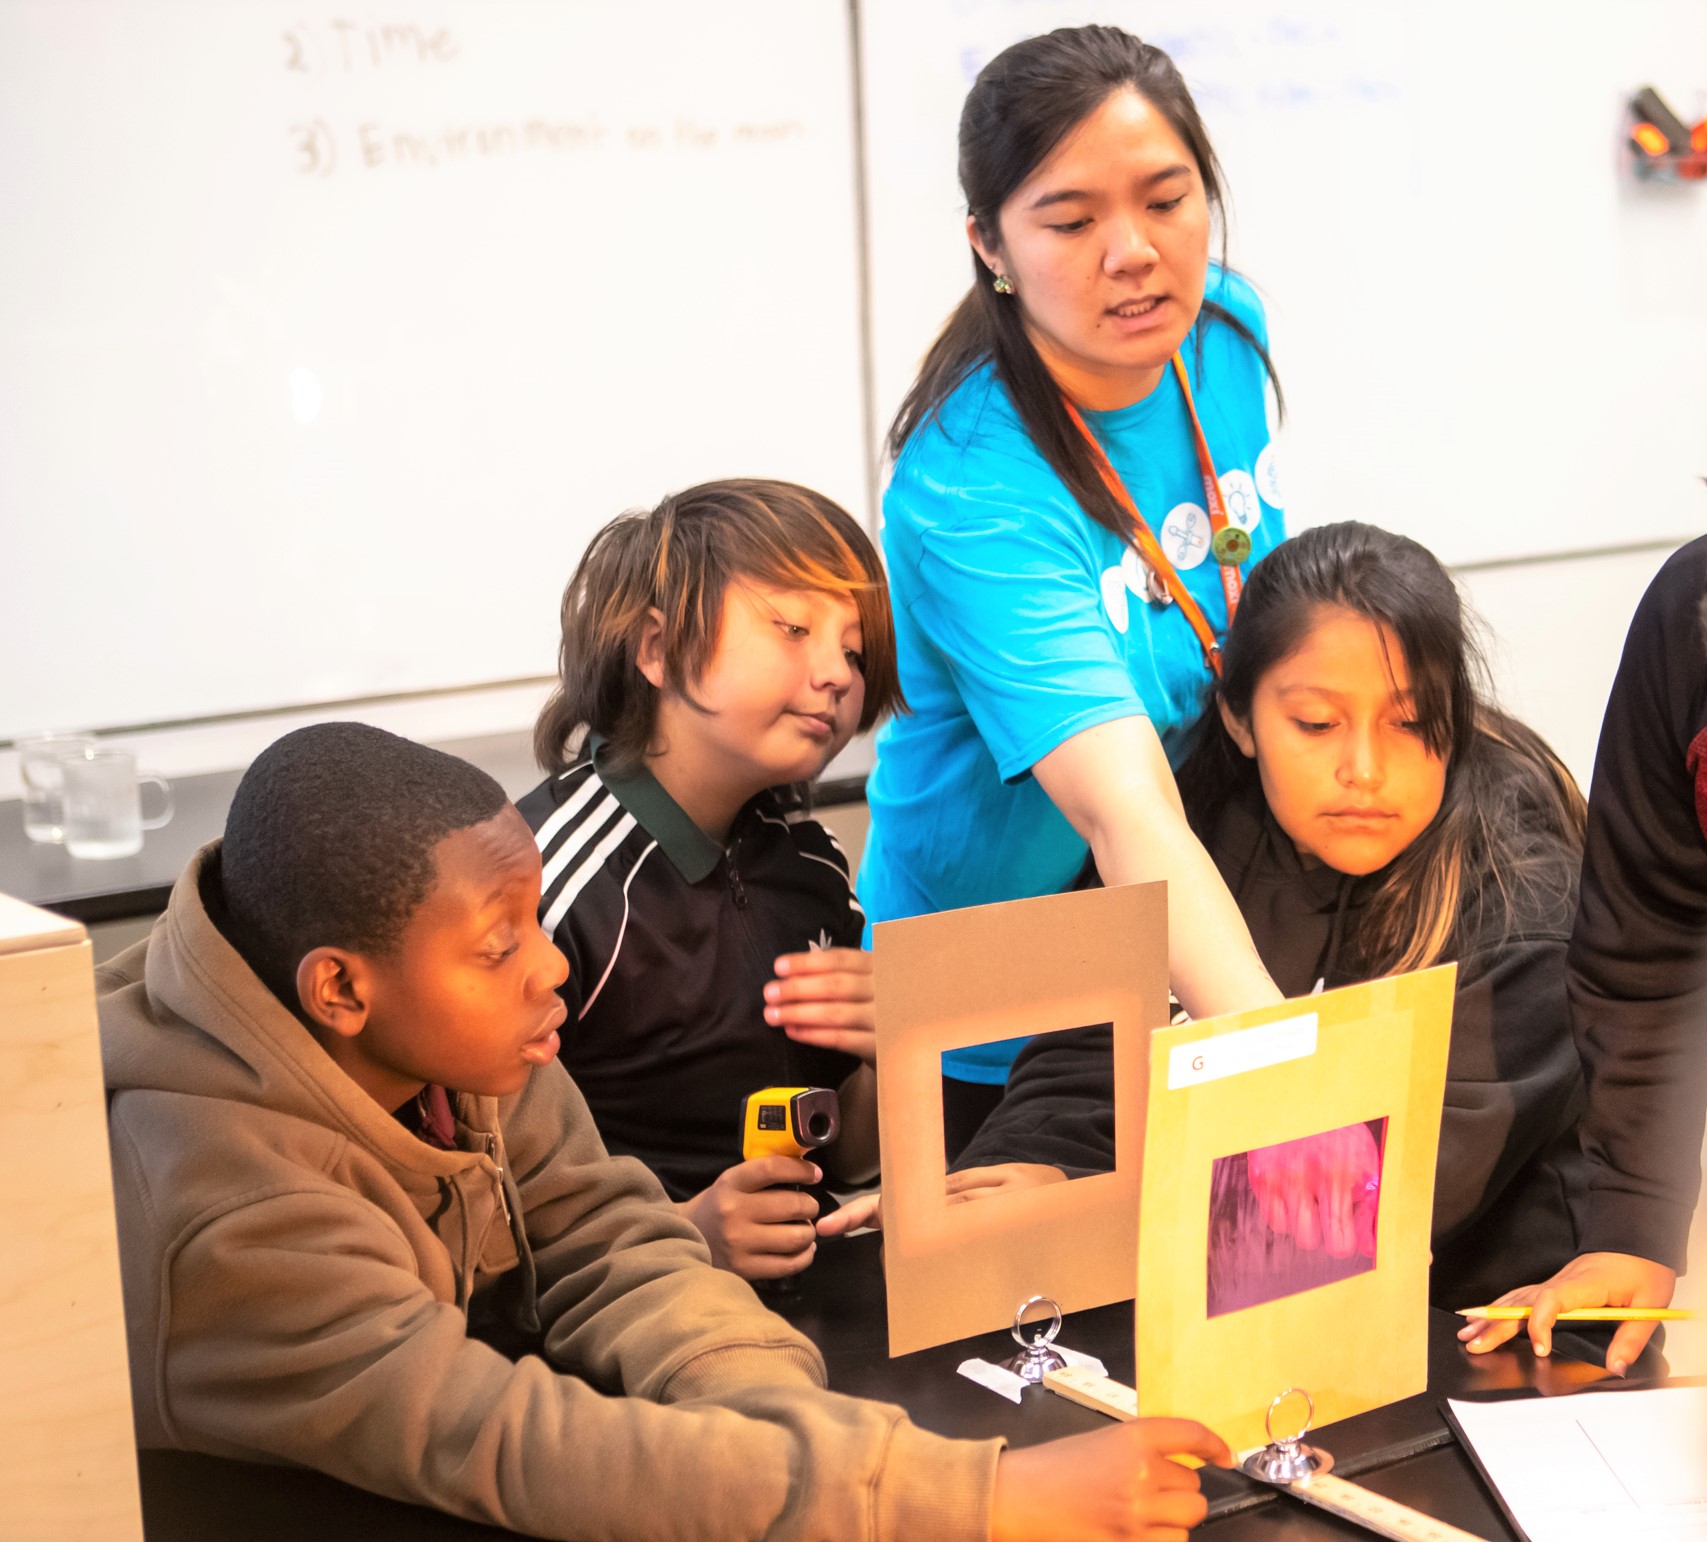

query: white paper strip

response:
[957,1359,1025,1404]
[1168,1012,1319,1090]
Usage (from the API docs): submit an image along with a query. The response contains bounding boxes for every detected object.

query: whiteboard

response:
[0,1,867,739]
[860,0,1707,566]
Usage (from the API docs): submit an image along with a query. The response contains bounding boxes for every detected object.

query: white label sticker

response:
[1167,1012,1318,1089]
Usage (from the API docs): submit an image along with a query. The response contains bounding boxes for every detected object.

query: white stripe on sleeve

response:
[533,771,605,854]
[577,840,659,1020]
[542,811,638,936]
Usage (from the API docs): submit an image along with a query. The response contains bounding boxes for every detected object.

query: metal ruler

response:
[1279,1471,1488,1542]
[1042,1365,1489,1542]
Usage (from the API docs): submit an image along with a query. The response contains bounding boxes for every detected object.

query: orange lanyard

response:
[1061,353,1249,678]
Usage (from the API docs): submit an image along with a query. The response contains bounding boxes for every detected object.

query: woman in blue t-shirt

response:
[859,25,1291,1139]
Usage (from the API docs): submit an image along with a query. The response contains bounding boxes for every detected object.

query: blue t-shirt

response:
[861,270,1287,1081]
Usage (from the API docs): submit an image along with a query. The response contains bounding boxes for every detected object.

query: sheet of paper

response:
[1447,1387,1707,1542]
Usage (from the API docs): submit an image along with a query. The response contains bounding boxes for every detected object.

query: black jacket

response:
[957,773,1590,1308]
[1568,535,1707,1270]
[517,745,862,1202]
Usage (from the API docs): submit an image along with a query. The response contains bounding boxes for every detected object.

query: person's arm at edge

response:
[1033,714,1281,1020]
[1567,548,1707,1272]
[1463,551,1705,1369]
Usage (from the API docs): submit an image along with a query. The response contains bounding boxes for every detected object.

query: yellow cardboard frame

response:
[1135,968,1457,1452]
[874,883,1168,1357]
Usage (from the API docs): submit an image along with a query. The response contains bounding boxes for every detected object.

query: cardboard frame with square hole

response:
[874,882,1168,1357]
[1135,967,1457,1453]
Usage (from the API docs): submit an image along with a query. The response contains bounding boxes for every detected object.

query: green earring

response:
[992,273,1015,296]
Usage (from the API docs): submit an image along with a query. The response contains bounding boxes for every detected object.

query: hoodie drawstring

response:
[1317,874,1357,992]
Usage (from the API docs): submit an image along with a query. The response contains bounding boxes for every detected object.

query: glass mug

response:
[18,731,97,843]
[61,747,174,860]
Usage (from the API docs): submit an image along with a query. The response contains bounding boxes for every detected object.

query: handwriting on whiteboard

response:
[287,117,805,177]
[947,4,1405,115]
[282,20,460,74]
[277,19,807,179]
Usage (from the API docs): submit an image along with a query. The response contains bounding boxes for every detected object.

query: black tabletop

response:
[136,1230,1666,1541]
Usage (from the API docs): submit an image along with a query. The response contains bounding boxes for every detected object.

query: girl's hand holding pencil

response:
[1457,1251,1681,1374]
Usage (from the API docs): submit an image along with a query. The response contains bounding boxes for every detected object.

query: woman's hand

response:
[990,1419,1232,1542]
[765,947,875,1065]
[1246,1125,1380,1260]
[676,1156,821,1280]
[1457,1251,1678,1373]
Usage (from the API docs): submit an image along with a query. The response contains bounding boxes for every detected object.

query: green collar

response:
[588,736,724,883]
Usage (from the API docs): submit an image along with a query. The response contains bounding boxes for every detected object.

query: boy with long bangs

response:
[99,721,1228,1542]
[521,479,902,1281]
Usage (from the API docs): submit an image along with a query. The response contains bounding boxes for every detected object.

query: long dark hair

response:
[889,24,1281,544]
[534,479,905,776]
[1179,522,1586,974]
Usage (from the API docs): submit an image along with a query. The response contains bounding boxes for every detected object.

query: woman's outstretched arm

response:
[1034,714,1281,1019]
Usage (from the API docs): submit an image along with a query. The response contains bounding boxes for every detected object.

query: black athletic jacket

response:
[517,743,862,1202]
[1569,535,1707,1271]
[957,774,1590,1308]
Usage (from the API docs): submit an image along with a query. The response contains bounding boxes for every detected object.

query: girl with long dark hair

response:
[859,25,1292,1118]
[917,522,1592,1307]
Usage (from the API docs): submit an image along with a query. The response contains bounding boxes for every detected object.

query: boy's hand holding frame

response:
[764,947,876,1064]
[765,947,881,1182]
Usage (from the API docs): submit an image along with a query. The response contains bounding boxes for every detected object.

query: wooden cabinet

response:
[0,893,143,1541]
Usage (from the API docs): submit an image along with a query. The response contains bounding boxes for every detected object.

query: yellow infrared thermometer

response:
[741,1086,840,1161]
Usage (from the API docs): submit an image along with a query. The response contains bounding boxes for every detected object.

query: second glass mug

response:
[61,747,174,860]
[17,731,95,842]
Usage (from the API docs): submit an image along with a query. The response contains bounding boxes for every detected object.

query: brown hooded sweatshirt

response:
[99,845,1000,1541]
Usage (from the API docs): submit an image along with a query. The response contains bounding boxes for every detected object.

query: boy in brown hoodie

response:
[98,723,1226,1542]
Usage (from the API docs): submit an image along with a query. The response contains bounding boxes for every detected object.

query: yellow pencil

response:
[1456,1306,1695,1322]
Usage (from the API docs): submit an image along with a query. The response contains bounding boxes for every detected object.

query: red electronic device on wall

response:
[1628,85,1707,182]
